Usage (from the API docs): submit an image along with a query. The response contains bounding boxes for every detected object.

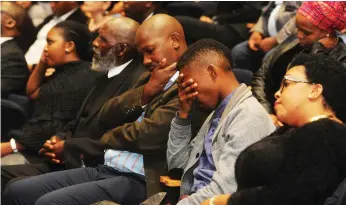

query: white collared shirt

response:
[25,8,78,65]
[144,12,154,22]
[107,59,133,79]
[0,37,13,45]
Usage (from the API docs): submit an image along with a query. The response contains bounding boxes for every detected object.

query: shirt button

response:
[196,153,200,158]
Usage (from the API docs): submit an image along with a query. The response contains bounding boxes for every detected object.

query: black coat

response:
[36,7,88,32]
[251,37,346,114]
[1,39,29,97]
[60,58,147,168]
[229,119,346,205]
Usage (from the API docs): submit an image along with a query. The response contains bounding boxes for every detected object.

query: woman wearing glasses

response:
[201,53,346,205]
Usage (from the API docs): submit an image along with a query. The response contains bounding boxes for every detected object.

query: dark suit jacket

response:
[36,7,88,36]
[58,57,147,141]
[1,39,29,97]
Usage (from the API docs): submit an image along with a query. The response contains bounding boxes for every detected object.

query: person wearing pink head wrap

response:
[296,1,345,48]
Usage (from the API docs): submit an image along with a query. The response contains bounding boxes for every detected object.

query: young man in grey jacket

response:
[167,39,276,205]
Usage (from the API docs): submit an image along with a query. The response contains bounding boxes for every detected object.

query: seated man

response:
[123,1,159,24]
[231,1,301,72]
[25,1,87,66]
[1,16,146,185]
[175,2,263,49]
[1,2,30,97]
[167,39,276,205]
[3,14,207,205]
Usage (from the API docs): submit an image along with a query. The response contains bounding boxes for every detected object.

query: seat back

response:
[324,177,346,205]
[1,98,28,141]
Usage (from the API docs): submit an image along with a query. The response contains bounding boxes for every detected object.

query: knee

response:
[35,195,52,205]
[3,180,27,205]
[231,41,250,59]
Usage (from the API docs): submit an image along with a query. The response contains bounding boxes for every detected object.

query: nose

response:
[44,44,48,52]
[296,31,304,40]
[274,89,281,100]
[93,37,99,48]
[143,56,152,66]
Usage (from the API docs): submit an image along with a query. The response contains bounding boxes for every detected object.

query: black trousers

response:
[1,162,62,193]
[175,16,244,49]
[3,165,146,205]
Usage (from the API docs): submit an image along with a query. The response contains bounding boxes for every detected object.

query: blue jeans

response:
[3,165,146,205]
[231,40,266,73]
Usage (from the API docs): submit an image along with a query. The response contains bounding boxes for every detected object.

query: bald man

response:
[1,2,29,97]
[3,14,208,205]
[1,16,146,191]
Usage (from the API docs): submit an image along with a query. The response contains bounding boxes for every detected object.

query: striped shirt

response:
[104,71,179,176]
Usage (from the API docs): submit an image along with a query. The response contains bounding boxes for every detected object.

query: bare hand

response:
[177,74,198,119]
[248,31,263,51]
[142,58,177,104]
[200,15,213,23]
[259,37,278,53]
[1,142,13,157]
[269,114,283,127]
[39,136,64,164]
[246,23,256,29]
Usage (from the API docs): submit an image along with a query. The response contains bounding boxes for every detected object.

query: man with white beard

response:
[1,17,147,185]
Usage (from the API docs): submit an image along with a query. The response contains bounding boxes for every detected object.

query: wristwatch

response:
[10,138,18,153]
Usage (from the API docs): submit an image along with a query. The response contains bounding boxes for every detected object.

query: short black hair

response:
[177,38,233,71]
[54,21,93,61]
[288,53,346,122]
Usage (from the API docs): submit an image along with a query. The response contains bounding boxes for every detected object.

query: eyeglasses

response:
[279,75,314,93]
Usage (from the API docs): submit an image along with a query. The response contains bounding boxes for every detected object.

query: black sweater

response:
[228,119,346,205]
[10,61,97,158]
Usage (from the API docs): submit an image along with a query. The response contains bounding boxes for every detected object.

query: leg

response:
[1,163,59,194]
[231,40,265,72]
[175,16,243,49]
[3,167,97,205]
[1,152,29,166]
[34,174,146,205]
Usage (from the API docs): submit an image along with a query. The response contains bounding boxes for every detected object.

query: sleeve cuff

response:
[174,112,192,126]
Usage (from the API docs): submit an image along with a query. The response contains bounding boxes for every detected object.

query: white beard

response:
[91,47,118,72]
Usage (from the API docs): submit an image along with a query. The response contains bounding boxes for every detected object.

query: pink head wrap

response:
[297,1,346,33]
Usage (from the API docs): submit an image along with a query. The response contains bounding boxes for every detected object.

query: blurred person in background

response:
[25,1,87,67]
[1,2,30,97]
[16,1,52,27]
[81,1,115,33]
[123,1,159,24]
[231,1,301,72]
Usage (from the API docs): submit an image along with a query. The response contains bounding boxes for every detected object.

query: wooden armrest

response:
[160,176,181,187]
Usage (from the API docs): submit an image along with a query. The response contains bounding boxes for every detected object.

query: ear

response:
[115,43,128,57]
[145,1,153,8]
[171,32,180,50]
[308,84,323,100]
[5,18,16,29]
[207,64,218,81]
[65,41,75,54]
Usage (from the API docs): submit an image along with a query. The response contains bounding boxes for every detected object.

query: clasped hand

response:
[38,136,65,164]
